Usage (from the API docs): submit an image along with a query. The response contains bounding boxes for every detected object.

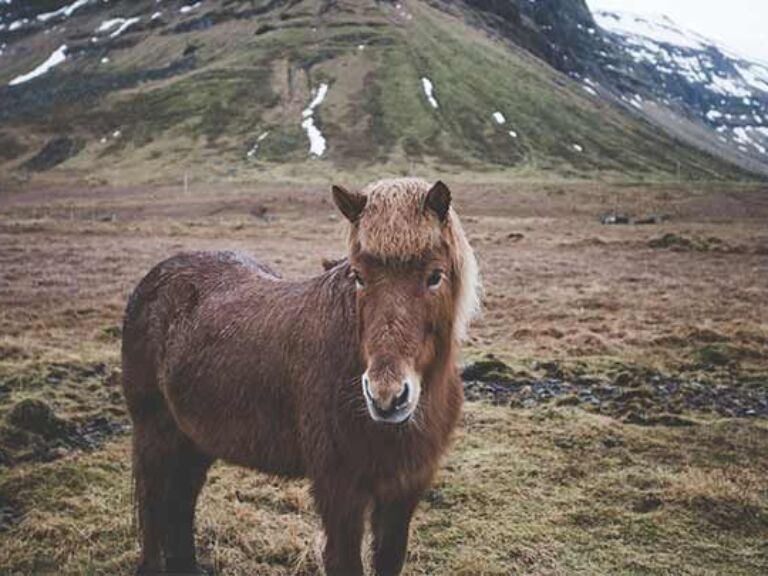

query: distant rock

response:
[601,212,668,225]
[600,213,630,225]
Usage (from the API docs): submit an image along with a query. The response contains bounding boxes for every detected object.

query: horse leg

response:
[132,408,177,575]
[371,493,421,576]
[313,477,368,576]
[164,440,212,575]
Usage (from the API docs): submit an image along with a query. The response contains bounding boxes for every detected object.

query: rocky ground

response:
[462,356,768,421]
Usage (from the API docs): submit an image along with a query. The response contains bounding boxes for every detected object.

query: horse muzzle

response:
[361,369,420,424]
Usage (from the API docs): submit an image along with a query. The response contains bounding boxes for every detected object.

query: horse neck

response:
[303,260,360,359]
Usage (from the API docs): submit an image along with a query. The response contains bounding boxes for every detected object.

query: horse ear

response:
[332,185,367,222]
[424,180,451,222]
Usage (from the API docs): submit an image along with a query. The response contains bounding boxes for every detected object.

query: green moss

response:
[695,345,735,368]
[100,67,278,151]
[257,125,307,162]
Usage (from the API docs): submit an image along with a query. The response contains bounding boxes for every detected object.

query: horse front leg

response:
[313,477,368,576]
[371,492,421,576]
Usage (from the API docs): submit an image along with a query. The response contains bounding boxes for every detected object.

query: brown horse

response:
[121,178,481,575]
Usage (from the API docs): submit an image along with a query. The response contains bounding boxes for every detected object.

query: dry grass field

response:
[0,178,767,575]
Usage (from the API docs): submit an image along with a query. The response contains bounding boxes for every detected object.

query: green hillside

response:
[0,0,757,183]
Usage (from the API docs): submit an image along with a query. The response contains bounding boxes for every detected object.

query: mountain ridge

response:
[591,9,768,175]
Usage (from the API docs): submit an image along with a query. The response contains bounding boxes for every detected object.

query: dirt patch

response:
[1,398,126,466]
[0,360,127,466]
[648,233,753,254]
[0,132,28,162]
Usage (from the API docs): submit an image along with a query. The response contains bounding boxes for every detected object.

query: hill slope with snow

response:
[0,0,763,184]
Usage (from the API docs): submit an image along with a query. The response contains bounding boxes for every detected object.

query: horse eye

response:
[427,270,443,289]
[352,271,365,289]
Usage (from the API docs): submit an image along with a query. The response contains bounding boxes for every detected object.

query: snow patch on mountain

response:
[110,18,140,38]
[38,0,92,23]
[733,127,766,154]
[8,44,67,86]
[247,132,270,159]
[709,75,751,99]
[180,2,202,14]
[594,11,706,50]
[421,77,439,109]
[301,83,329,157]
[97,17,141,39]
[8,18,26,31]
[736,63,768,94]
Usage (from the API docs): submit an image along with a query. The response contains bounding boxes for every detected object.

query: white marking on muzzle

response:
[361,367,421,424]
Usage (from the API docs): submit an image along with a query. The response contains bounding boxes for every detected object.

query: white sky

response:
[586,0,768,63]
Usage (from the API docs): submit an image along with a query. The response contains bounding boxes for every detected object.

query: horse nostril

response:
[394,382,410,409]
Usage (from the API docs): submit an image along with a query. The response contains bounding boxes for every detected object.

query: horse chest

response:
[344,429,437,490]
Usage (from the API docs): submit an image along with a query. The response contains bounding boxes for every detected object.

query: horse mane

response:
[321,257,347,271]
[345,177,482,342]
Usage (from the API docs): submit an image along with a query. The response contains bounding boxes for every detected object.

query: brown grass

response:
[0,178,767,574]
[1,405,766,574]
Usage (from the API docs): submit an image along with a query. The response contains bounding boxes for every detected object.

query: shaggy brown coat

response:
[121,178,480,576]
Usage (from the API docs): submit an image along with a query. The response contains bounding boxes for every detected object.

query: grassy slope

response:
[0,403,766,575]
[0,0,758,183]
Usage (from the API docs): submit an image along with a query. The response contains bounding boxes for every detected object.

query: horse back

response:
[122,250,306,476]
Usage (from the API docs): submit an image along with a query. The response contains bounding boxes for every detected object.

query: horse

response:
[121,177,481,575]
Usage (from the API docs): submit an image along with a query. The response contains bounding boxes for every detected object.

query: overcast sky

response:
[586,0,768,63]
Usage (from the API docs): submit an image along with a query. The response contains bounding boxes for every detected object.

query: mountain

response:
[591,10,768,177]
[429,2,768,177]
[0,0,763,184]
